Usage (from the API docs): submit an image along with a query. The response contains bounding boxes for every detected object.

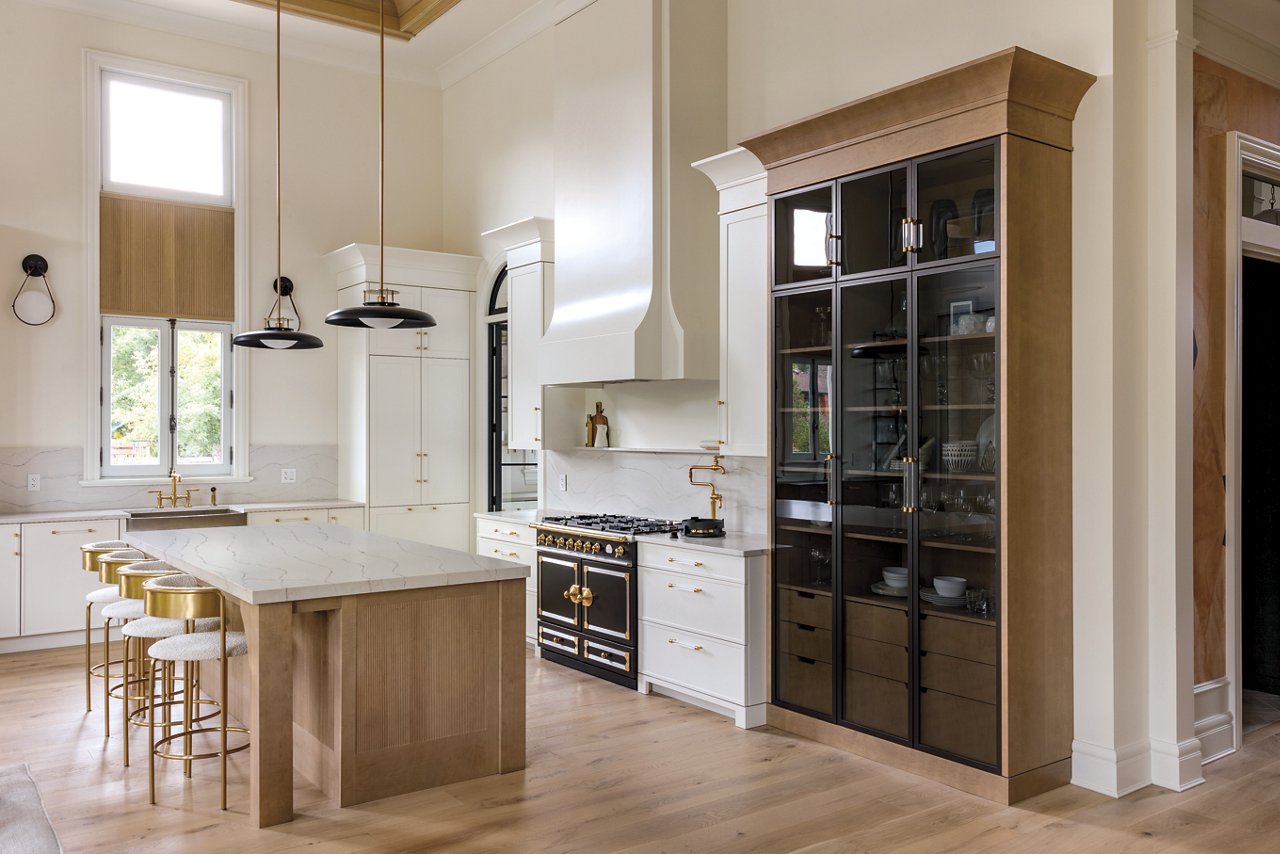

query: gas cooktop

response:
[538,514,682,536]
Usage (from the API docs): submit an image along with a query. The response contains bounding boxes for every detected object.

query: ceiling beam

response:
[230,0,414,41]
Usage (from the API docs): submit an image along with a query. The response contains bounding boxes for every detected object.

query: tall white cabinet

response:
[693,148,768,457]
[326,244,480,550]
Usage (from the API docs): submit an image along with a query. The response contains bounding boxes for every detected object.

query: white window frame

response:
[101,70,234,206]
[101,317,235,478]
[82,51,250,486]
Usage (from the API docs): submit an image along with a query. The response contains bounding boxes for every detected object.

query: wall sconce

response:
[12,254,55,326]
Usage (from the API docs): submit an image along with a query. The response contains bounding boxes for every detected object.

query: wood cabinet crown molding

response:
[230,0,464,40]
[739,46,1096,195]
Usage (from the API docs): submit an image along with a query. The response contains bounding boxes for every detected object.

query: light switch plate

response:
[26,474,40,492]
[558,474,568,492]
[281,468,297,484]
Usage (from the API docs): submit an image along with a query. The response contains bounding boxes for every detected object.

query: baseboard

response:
[0,627,121,655]
[1071,737,1150,797]
[1149,735,1205,791]
[645,679,767,729]
[1194,676,1237,764]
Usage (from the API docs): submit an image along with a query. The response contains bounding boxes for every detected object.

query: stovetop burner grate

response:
[540,514,682,536]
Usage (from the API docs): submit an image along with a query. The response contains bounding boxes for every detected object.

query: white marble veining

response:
[543,450,768,534]
[125,524,528,605]
[635,531,770,557]
[0,498,361,526]
[0,445,339,514]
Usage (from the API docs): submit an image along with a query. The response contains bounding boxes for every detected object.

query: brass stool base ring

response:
[153,727,250,763]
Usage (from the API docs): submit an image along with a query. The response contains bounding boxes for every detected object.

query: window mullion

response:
[165,318,177,475]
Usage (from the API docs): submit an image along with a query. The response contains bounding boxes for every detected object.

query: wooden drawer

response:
[779,620,832,664]
[637,542,744,584]
[775,653,832,714]
[777,587,832,630]
[844,635,907,683]
[476,537,536,591]
[639,566,744,643]
[640,621,745,704]
[477,518,536,547]
[844,669,908,739]
[920,651,997,705]
[920,614,996,665]
[845,600,907,647]
[920,687,997,766]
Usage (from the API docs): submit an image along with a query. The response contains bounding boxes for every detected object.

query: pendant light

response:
[233,0,323,351]
[323,2,436,332]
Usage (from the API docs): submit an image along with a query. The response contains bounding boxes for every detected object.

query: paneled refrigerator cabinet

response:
[744,47,1094,803]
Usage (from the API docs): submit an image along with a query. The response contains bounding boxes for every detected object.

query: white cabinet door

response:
[507,264,544,450]
[21,519,122,636]
[325,507,365,529]
[368,286,423,358]
[0,525,20,639]
[720,204,768,457]
[369,504,468,550]
[419,289,471,359]
[369,356,423,507]
[421,358,469,504]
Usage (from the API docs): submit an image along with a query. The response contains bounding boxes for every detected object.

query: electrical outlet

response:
[281,468,297,484]
[26,474,40,492]
[558,474,568,492]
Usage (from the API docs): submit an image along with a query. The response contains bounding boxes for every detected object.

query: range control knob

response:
[591,543,602,555]
[615,545,626,558]
[575,539,586,552]
[556,537,566,549]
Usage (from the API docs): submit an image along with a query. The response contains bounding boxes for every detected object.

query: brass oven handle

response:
[579,587,594,607]
[563,584,582,604]
[667,638,703,651]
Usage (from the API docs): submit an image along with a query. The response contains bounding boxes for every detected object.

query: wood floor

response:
[5,646,1280,853]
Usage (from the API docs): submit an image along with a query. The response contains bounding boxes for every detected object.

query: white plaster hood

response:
[540,0,726,386]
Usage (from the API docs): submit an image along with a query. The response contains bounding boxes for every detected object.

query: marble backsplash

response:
[543,450,768,534]
[0,445,339,513]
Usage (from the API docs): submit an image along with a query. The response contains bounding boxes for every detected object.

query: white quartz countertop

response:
[635,531,770,557]
[0,499,363,526]
[124,523,527,605]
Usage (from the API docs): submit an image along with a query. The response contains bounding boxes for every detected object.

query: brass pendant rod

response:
[275,0,283,326]
[377,0,386,302]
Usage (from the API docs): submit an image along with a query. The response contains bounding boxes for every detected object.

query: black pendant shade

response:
[324,298,437,330]
[234,277,323,350]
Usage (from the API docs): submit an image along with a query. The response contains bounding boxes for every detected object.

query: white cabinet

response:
[369,356,423,507]
[694,148,768,457]
[370,504,468,551]
[325,507,365,528]
[637,541,767,728]
[0,525,19,639]
[20,519,122,637]
[475,517,537,645]
[507,262,544,451]
[421,358,469,504]
[363,285,471,359]
[247,507,364,528]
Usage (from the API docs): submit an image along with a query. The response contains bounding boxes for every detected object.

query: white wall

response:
[0,0,442,457]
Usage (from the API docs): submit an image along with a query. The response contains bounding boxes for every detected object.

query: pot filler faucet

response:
[688,455,727,520]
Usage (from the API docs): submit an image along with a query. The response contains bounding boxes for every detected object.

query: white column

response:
[1146,0,1203,792]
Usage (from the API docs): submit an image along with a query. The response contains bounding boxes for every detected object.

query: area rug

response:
[0,765,62,854]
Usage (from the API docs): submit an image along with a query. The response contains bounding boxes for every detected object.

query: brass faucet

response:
[688,455,727,520]
[148,469,201,509]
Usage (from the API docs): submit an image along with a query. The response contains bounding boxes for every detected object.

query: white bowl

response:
[882,566,908,589]
[933,576,967,597]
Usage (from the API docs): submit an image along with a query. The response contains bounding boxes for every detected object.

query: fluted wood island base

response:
[126,524,529,827]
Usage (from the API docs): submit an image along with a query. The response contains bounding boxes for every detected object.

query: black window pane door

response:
[839,167,908,276]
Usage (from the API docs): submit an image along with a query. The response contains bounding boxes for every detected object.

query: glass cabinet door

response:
[839,277,911,740]
[773,185,835,287]
[773,288,835,715]
[916,143,997,265]
[838,166,908,277]
[913,264,998,766]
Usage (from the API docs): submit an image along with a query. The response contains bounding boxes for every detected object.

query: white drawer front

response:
[248,510,322,526]
[637,543,744,584]
[640,621,745,705]
[640,566,744,644]
[475,537,536,591]
[477,520,536,547]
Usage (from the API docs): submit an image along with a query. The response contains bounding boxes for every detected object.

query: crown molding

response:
[1193,6,1280,92]
[436,0,592,89]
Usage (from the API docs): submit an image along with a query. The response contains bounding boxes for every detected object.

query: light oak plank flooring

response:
[4,645,1280,852]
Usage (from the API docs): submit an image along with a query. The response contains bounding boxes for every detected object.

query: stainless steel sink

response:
[125,506,248,531]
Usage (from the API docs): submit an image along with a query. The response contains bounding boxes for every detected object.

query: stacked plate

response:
[871,581,908,598]
[919,586,967,607]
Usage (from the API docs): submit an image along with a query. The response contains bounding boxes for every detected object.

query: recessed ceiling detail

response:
[230,0,464,40]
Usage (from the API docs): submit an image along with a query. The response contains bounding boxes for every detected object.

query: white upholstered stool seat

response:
[86,586,124,605]
[100,548,149,562]
[84,540,130,551]
[122,616,219,640]
[101,599,146,621]
[148,631,248,662]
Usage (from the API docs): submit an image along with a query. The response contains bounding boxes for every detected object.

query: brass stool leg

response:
[183,660,193,778]
[84,603,92,713]
[122,635,130,767]
[102,617,111,737]
[220,655,228,810]
[148,657,158,805]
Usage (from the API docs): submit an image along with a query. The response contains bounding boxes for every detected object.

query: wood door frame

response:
[1226,132,1280,753]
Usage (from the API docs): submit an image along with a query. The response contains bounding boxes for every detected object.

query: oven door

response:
[580,561,633,643]
[537,553,581,629]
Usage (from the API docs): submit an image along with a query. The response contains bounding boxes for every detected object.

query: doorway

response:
[1241,255,1280,733]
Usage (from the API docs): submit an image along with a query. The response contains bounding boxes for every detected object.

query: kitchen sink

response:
[125,506,248,531]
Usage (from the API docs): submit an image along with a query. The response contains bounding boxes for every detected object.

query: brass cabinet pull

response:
[667,638,703,651]
[666,583,703,593]
[493,529,520,537]
[274,516,311,523]
[563,584,582,604]
[494,549,519,558]
[579,586,594,607]
[51,528,96,535]
[667,556,703,568]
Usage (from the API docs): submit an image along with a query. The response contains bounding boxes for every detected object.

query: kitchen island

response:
[125,523,529,827]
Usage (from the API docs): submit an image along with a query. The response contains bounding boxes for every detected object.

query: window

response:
[102,317,232,477]
[786,357,831,461]
[102,70,232,205]
[485,267,538,511]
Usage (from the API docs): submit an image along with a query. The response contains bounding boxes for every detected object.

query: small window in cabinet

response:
[774,185,835,286]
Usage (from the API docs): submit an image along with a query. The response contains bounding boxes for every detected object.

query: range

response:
[532,514,682,687]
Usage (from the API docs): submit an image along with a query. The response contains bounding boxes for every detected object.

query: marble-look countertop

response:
[473,509,539,524]
[0,499,363,526]
[125,524,528,605]
[474,509,769,557]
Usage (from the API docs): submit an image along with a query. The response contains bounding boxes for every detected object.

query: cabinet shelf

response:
[922,537,996,555]
[778,345,832,355]
[921,404,995,411]
[844,405,907,413]
[843,530,908,546]
[843,592,995,625]
[920,332,995,345]
[778,523,833,536]
[923,471,995,482]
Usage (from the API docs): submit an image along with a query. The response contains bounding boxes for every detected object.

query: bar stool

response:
[143,573,249,810]
[116,561,218,768]
[95,549,150,736]
[81,540,130,713]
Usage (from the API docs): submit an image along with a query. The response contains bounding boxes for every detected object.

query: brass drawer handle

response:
[493,549,520,558]
[274,516,310,523]
[667,557,703,568]
[666,583,703,593]
[51,528,97,535]
[667,638,703,651]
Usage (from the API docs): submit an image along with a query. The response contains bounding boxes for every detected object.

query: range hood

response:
[540,0,726,386]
